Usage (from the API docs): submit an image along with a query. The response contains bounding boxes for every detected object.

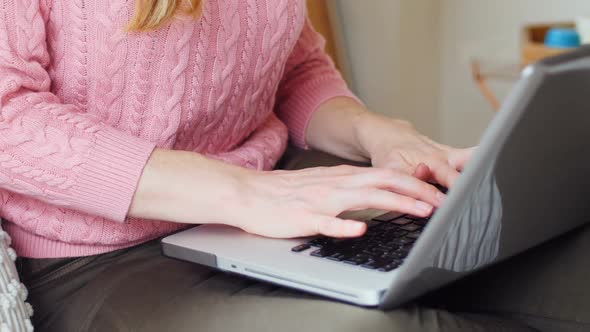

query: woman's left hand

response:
[355,112,474,188]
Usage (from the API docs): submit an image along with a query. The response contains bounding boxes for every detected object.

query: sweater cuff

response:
[69,128,156,223]
[278,75,362,149]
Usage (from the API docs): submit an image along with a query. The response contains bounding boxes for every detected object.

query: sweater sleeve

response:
[0,1,156,223]
[275,17,361,149]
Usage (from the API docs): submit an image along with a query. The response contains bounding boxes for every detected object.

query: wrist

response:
[129,148,249,225]
[352,111,380,160]
[307,97,372,162]
[354,112,415,160]
[346,108,371,160]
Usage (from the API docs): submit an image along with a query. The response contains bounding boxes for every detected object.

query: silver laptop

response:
[162,46,590,308]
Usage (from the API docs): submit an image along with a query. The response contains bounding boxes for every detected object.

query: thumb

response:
[311,216,367,238]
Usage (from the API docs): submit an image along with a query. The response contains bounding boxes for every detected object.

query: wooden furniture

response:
[307,0,341,69]
[472,22,578,111]
[471,59,523,111]
[522,22,575,64]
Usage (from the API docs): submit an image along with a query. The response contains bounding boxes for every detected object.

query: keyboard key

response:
[326,253,347,261]
[360,262,379,270]
[381,222,400,231]
[407,231,422,240]
[291,244,311,252]
[363,248,387,256]
[400,223,421,232]
[398,237,415,245]
[378,243,395,250]
[310,249,329,258]
[364,220,381,228]
[392,230,408,238]
[378,260,402,272]
[391,218,413,226]
[308,238,331,248]
[373,212,404,222]
[378,265,397,272]
[383,251,405,259]
[413,219,428,226]
[397,247,412,256]
[388,238,409,246]
[370,257,396,267]
[343,257,367,265]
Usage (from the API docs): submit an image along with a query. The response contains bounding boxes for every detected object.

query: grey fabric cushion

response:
[0,220,33,331]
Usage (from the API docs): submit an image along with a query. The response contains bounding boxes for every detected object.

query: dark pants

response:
[16,147,590,332]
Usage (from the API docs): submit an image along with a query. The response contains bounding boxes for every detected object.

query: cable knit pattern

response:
[0,0,357,258]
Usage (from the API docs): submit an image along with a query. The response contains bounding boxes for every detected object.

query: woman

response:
[0,0,581,331]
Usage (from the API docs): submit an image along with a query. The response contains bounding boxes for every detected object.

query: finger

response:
[338,188,434,218]
[426,159,461,189]
[412,163,432,182]
[340,168,445,207]
[286,164,369,178]
[448,147,476,171]
[313,216,367,238]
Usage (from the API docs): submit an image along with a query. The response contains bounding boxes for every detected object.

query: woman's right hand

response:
[229,165,445,238]
[130,149,445,239]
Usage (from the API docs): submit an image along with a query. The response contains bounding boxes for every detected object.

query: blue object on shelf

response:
[545,28,582,49]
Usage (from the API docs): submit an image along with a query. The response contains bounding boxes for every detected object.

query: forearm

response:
[305,97,373,162]
[129,148,248,225]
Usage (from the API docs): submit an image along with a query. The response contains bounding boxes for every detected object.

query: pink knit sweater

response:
[0,0,357,258]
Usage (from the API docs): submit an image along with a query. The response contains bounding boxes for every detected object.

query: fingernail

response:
[416,201,433,214]
[436,192,446,204]
[348,222,365,233]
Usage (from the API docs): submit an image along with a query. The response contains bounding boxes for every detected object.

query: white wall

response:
[334,1,402,119]
[334,0,441,138]
[398,0,441,139]
[333,0,590,147]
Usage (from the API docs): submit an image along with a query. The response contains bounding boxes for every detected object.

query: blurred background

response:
[307,0,590,147]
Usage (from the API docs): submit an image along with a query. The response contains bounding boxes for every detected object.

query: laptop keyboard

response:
[291,213,428,272]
